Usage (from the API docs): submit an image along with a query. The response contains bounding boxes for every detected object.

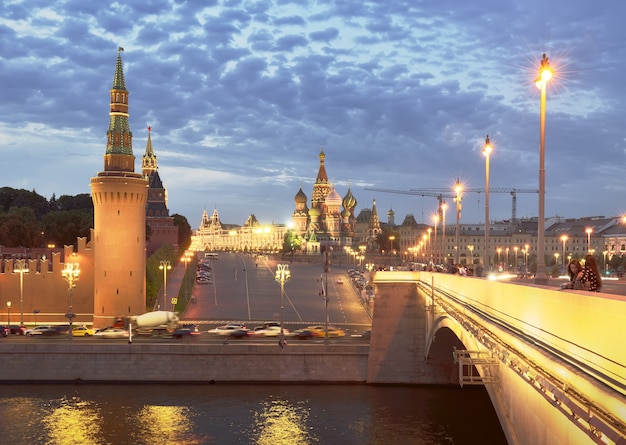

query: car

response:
[72,326,97,337]
[172,324,201,339]
[336,278,343,284]
[307,325,346,338]
[1,327,8,337]
[350,330,371,340]
[291,329,315,340]
[208,324,247,336]
[225,329,249,339]
[250,326,288,337]
[6,324,26,335]
[25,325,56,336]
[93,328,129,339]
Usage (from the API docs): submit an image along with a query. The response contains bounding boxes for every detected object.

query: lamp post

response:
[274,264,291,344]
[441,202,447,265]
[497,248,502,270]
[506,247,510,271]
[467,245,474,267]
[159,260,172,310]
[586,228,593,253]
[560,235,568,273]
[62,261,80,341]
[535,53,553,284]
[483,135,492,271]
[603,250,608,276]
[6,301,11,329]
[427,228,432,263]
[13,259,29,326]
[389,235,396,255]
[433,214,439,265]
[454,178,463,265]
[524,244,529,271]
[514,246,519,272]
[554,253,560,276]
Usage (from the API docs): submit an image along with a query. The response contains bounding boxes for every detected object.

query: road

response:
[181,252,373,331]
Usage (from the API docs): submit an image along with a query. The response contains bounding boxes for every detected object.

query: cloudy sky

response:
[1,0,625,228]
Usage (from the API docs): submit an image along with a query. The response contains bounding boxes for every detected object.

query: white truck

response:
[115,311,179,337]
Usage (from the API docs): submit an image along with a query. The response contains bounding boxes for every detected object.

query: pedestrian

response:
[561,259,584,289]
[580,255,602,292]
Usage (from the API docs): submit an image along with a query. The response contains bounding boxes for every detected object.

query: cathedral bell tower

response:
[90,48,148,328]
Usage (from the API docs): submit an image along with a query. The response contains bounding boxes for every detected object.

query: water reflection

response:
[43,397,104,445]
[0,384,506,445]
[251,398,315,445]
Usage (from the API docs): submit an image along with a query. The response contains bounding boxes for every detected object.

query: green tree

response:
[0,206,42,247]
[41,209,93,247]
[173,213,192,252]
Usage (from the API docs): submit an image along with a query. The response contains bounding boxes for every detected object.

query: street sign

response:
[171,298,178,305]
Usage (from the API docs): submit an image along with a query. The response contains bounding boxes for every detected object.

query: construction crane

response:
[364,186,538,222]
[410,187,538,222]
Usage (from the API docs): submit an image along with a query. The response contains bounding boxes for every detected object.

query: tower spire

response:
[142,126,157,177]
[104,47,135,172]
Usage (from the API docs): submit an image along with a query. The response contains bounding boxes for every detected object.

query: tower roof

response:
[112,47,126,90]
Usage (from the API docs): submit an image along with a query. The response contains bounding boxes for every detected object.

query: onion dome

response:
[341,208,351,218]
[325,186,342,207]
[342,187,357,209]
[295,186,307,205]
[309,206,321,218]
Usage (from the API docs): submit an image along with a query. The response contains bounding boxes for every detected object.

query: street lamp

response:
[524,244,529,271]
[159,260,172,310]
[441,202,447,265]
[6,301,11,328]
[586,227,593,253]
[506,247,510,271]
[454,178,463,265]
[535,53,553,284]
[274,264,291,344]
[432,214,439,265]
[62,261,80,341]
[427,228,432,263]
[467,245,474,266]
[560,235,568,272]
[13,259,29,326]
[554,252,560,272]
[483,135,492,271]
[497,247,502,270]
[514,246,519,272]
[389,235,396,255]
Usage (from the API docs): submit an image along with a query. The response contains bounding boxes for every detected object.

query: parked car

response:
[93,328,129,339]
[225,329,249,339]
[1,327,7,337]
[72,326,97,337]
[172,324,201,339]
[25,326,56,336]
[336,278,344,284]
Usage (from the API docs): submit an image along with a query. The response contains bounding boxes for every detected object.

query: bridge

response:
[367,271,626,445]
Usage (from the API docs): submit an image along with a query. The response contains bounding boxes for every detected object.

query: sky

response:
[1,0,625,229]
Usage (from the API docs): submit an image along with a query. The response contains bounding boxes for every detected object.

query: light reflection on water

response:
[0,384,506,445]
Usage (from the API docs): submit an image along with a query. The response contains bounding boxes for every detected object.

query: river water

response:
[0,383,507,444]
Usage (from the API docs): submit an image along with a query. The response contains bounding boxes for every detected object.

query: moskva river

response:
[0,383,507,444]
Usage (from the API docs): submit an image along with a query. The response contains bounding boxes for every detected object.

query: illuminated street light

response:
[159,260,172,310]
[62,261,80,341]
[535,53,553,284]
[514,246,519,272]
[441,202,448,265]
[483,135,492,271]
[6,301,11,329]
[13,259,29,326]
[586,227,593,253]
[275,263,291,344]
[454,178,463,265]
[497,247,502,270]
[432,214,439,265]
[560,235,568,272]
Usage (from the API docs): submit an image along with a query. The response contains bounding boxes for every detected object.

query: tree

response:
[0,206,42,247]
[173,213,192,253]
[41,209,93,247]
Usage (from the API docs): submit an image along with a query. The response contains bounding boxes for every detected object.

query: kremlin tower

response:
[90,48,148,328]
